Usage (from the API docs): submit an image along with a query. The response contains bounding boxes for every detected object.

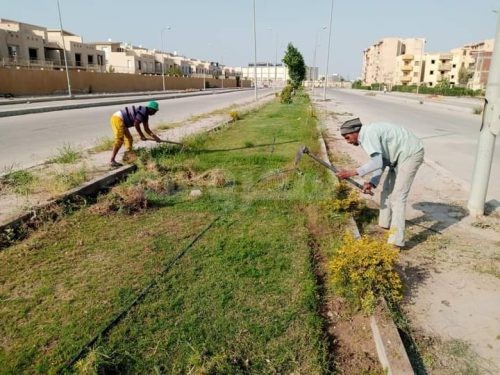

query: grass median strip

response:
[1,94,343,373]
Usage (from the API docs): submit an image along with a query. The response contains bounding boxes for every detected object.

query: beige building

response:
[363,37,425,87]
[0,18,104,72]
[421,39,494,90]
[237,63,288,87]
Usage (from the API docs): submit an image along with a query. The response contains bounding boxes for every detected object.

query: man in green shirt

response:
[336,118,424,248]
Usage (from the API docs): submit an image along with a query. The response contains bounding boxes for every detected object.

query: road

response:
[0,89,270,171]
[322,88,499,202]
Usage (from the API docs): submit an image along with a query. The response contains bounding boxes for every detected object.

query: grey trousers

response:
[379,149,424,246]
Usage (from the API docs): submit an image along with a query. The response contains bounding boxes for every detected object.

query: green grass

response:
[1,169,37,195]
[92,137,114,152]
[0,95,339,374]
[48,144,81,164]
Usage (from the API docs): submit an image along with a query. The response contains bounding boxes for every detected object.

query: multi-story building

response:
[0,18,105,71]
[237,63,289,87]
[363,37,425,87]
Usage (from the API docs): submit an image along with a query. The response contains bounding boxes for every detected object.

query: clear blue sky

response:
[2,0,498,80]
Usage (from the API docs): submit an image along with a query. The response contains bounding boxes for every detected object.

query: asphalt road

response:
[322,88,499,202]
[0,89,271,171]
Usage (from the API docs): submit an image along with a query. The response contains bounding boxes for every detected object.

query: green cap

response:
[146,101,159,111]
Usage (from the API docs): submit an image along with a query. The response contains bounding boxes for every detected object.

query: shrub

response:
[472,106,484,115]
[49,144,81,164]
[329,233,403,314]
[1,170,36,195]
[280,85,293,104]
[229,110,240,122]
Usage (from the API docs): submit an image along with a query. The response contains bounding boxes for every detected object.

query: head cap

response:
[146,101,159,111]
[340,118,362,135]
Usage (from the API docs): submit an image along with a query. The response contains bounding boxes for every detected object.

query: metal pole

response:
[468,10,500,217]
[417,38,425,95]
[274,32,278,92]
[253,0,258,100]
[161,27,170,91]
[57,0,72,97]
[323,0,334,101]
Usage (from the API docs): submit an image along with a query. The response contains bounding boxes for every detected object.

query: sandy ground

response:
[316,100,500,373]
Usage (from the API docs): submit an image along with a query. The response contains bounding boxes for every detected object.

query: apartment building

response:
[0,18,105,71]
[362,35,494,90]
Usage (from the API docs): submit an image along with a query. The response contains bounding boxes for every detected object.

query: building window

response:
[451,75,455,79]
[28,48,38,61]
[88,55,94,65]
[429,82,433,86]
[415,61,420,66]
[75,53,82,66]
[138,60,142,70]
[431,59,435,64]
[452,64,456,68]
[97,55,104,65]
[7,45,18,60]
[430,70,434,75]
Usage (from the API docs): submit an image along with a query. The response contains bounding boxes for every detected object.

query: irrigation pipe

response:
[60,216,220,372]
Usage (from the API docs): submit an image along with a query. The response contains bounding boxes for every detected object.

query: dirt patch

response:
[304,205,383,374]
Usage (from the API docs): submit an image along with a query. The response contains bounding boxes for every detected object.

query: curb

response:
[317,135,414,374]
[0,88,249,118]
[0,165,136,247]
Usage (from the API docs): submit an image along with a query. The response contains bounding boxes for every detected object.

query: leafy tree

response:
[282,43,306,89]
[166,66,182,76]
[458,66,473,86]
[435,77,451,89]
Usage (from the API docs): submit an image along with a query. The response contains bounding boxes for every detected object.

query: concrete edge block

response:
[316,135,414,374]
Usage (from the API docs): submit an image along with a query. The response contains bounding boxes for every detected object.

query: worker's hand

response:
[152,135,162,143]
[362,182,375,194]
[336,169,357,179]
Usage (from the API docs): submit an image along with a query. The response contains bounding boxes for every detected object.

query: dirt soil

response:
[319,103,500,374]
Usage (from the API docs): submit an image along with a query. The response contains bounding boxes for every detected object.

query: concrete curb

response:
[0,88,249,118]
[0,165,136,239]
[317,135,414,374]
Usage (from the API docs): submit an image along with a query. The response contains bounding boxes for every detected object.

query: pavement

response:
[0,87,251,117]
[316,96,500,373]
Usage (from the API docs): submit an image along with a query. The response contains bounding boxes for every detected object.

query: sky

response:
[2,0,498,80]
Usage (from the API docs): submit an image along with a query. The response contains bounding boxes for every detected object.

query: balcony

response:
[402,54,414,61]
[439,63,452,71]
[401,65,412,72]
[439,53,453,60]
[400,75,412,83]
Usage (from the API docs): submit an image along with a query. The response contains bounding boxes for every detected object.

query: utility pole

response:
[468,10,500,217]
[322,0,334,101]
[57,0,72,97]
[252,0,258,100]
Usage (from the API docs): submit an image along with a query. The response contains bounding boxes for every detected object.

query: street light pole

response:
[161,26,171,91]
[252,0,258,100]
[323,0,334,101]
[57,0,72,97]
[468,10,500,216]
[416,38,425,95]
[312,26,326,98]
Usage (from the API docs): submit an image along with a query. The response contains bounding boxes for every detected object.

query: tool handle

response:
[305,149,374,195]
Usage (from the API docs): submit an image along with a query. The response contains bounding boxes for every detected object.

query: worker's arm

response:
[133,120,147,140]
[142,121,162,142]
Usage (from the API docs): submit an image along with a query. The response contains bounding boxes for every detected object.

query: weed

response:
[329,233,403,313]
[1,169,37,195]
[280,85,293,104]
[228,110,240,122]
[472,106,483,115]
[90,185,148,215]
[48,168,88,193]
[92,137,114,152]
[244,141,255,148]
[48,143,81,164]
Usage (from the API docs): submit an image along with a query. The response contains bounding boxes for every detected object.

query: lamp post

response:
[56,0,71,97]
[416,38,426,95]
[252,0,258,100]
[323,0,334,101]
[161,26,171,91]
[312,26,326,97]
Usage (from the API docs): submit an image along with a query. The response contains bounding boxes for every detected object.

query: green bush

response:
[280,85,293,104]
[392,84,483,97]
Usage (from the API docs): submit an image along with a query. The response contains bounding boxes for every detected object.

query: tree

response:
[458,66,472,86]
[282,43,306,89]
[166,66,182,77]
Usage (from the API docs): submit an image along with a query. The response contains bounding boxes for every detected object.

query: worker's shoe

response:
[110,161,123,168]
